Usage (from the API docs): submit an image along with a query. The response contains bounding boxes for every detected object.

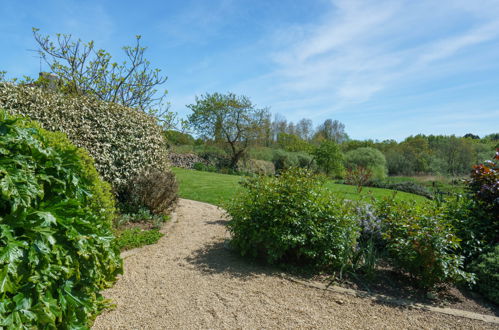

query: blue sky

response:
[1,0,499,141]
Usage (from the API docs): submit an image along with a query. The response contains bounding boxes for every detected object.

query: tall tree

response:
[296,118,313,140]
[314,119,348,143]
[271,113,288,143]
[187,92,269,168]
[313,140,344,177]
[32,28,170,122]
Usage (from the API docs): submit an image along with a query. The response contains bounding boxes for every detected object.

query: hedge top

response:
[0,83,170,193]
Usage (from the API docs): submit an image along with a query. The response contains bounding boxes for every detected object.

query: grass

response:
[172,167,429,206]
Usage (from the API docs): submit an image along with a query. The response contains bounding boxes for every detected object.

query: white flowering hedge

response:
[0,83,170,195]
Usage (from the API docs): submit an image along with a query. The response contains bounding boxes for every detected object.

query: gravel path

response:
[93,199,496,329]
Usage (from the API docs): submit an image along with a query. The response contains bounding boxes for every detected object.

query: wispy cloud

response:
[266,0,499,108]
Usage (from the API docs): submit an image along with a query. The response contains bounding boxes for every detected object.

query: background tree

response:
[187,92,269,168]
[314,119,349,143]
[313,140,344,177]
[277,132,312,152]
[32,28,171,122]
[296,118,313,141]
[344,147,387,180]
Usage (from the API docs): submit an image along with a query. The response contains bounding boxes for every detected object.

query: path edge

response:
[281,274,499,325]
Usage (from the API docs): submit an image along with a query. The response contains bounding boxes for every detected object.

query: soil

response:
[312,265,498,317]
[93,199,498,329]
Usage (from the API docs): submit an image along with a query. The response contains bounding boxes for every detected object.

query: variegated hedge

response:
[0,83,170,197]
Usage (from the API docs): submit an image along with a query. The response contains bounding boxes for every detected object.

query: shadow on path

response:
[185,239,280,280]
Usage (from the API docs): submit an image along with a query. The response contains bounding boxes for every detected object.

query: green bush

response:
[164,130,195,146]
[237,159,275,176]
[0,111,122,328]
[196,145,231,168]
[247,146,275,162]
[468,150,499,245]
[469,245,499,304]
[345,147,387,180]
[271,149,312,172]
[226,168,359,269]
[313,140,344,177]
[376,199,473,289]
[193,162,218,172]
[446,150,499,264]
[0,83,170,198]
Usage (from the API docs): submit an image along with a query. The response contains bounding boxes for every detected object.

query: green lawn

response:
[172,167,429,206]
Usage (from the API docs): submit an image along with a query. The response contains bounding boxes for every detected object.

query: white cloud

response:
[266,0,499,108]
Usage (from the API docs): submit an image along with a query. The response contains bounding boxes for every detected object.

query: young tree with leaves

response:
[313,140,344,177]
[187,92,269,168]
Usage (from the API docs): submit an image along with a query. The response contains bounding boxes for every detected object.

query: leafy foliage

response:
[115,208,170,229]
[114,228,164,251]
[469,245,499,304]
[376,199,473,288]
[0,83,171,198]
[193,162,218,173]
[0,111,122,328]
[277,132,312,152]
[237,159,275,176]
[226,168,359,270]
[313,140,344,177]
[187,92,269,168]
[447,149,499,264]
[164,130,195,146]
[345,147,387,180]
[469,149,499,216]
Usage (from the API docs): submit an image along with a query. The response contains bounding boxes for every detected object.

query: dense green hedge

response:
[0,111,122,328]
[0,83,170,196]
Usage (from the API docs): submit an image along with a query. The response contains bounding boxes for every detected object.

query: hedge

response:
[0,83,170,196]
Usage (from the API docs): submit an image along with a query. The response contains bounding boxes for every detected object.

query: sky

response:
[1,0,499,141]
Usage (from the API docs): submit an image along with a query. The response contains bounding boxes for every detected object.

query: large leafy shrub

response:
[0,83,170,199]
[226,168,359,270]
[469,245,499,304]
[376,199,473,289]
[0,111,122,328]
[447,150,499,263]
[468,149,499,245]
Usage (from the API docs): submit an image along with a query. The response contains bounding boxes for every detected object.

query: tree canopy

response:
[32,28,171,123]
[187,92,269,168]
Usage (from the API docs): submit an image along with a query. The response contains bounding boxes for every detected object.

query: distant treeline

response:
[166,114,498,177]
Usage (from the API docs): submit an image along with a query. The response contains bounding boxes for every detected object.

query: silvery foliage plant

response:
[355,203,383,243]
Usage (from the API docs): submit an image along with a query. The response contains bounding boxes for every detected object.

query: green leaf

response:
[0,267,15,293]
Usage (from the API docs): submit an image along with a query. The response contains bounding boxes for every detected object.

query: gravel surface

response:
[93,199,496,329]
